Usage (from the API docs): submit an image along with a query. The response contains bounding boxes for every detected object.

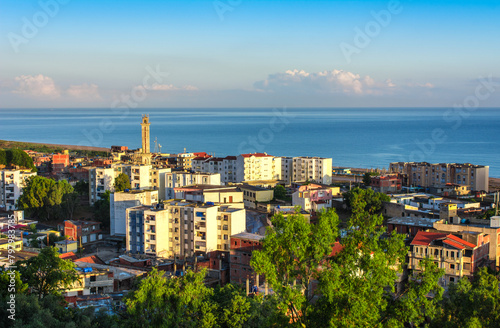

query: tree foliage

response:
[343,187,390,215]
[115,173,131,192]
[93,190,111,229]
[273,185,287,200]
[0,148,36,170]
[17,176,75,220]
[123,268,217,328]
[251,209,339,326]
[16,246,80,299]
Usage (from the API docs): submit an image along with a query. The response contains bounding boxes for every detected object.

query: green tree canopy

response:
[273,184,287,200]
[0,149,36,171]
[123,267,217,328]
[115,173,131,192]
[251,208,339,326]
[343,187,390,215]
[17,176,75,220]
[16,246,80,299]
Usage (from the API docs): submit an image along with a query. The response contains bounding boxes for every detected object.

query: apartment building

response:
[121,164,152,189]
[177,152,209,169]
[280,156,332,185]
[236,153,281,182]
[292,183,334,212]
[240,184,274,208]
[164,171,221,199]
[0,170,36,211]
[389,162,489,192]
[151,167,170,200]
[230,232,264,284]
[126,201,246,258]
[192,156,238,184]
[58,220,103,246]
[409,231,489,287]
[89,167,115,205]
[126,206,170,257]
[63,266,114,300]
[110,189,159,236]
[173,185,244,208]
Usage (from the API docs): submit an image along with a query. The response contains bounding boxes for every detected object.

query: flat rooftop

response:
[231,232,264,241]
[387,217,441,228]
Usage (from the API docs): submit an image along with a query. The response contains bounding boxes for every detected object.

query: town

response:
[1,115,499,327]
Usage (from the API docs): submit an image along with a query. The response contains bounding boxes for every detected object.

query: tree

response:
[17,176,74,220]
[434,268,500,328]
[115,173,131,192]
[273,184,287,200]
[93,190,111,229]
[343,187,390,215]
[123,267,217,328]
[251,208,339,326]
[362,172,372,186]
[16,246,80,299]
[74,180,89,195]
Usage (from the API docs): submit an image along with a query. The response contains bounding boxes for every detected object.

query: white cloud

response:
[254,69,397,95]
[143,84,198,91]
[67,83,101,100]
[13,74,60,98]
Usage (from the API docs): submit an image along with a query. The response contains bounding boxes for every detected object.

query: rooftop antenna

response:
[154,137,159,153]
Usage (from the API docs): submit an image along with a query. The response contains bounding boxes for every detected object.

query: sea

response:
[1,108,499,177]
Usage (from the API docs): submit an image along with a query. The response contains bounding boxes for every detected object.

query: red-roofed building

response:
[77,255,106,265]
[59,251,78,261]
[409,231,489,286]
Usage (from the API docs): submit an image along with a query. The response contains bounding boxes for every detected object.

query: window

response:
[450,264,455,269]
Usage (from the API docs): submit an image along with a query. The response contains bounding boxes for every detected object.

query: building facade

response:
[389,162,489,192]
[236,153,281,182]
[280,156,332,185]
[110,189,159,236]
[0,170,36,211]
[230,232,264,284]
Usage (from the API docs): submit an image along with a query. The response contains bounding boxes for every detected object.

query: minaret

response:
[141,115,150,154]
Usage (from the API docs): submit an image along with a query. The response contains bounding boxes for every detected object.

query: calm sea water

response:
[1,108,499,177]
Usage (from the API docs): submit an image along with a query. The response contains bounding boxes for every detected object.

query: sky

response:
[0,0,499,108]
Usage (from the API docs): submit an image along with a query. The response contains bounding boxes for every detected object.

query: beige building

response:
[110,189,159,236]
[89,167,115,205]
[126,201,246,258]
[0,170,36,211]
[280,156,332,185]
[389,162,489,192]
[239,184,274,208]
[236,153,281,182]
[409,231,490,287]
[165,171,221,199]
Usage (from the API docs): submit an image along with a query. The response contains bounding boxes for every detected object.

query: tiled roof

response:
[75,255,105,265]
[240,153,271,158]
[411,231,477,249]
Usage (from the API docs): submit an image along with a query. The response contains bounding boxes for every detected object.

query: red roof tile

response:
[241,153,271,158]
[443,239,466,250]
[411,231,448,246]
[76,255,105,265]
[447,234,476,248]
[59,252,78,260]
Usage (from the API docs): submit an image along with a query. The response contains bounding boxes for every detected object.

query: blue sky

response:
[1,0,499,107]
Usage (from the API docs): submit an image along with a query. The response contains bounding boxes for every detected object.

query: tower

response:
[141,115,150,154]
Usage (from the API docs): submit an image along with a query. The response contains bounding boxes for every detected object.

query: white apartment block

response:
[389,162,489,192]
[192,156,238,184]
[110,189,159,236]
[280,156,332,185]
[151,167,170,200]
[126,201,245,258]
[121,164,153,190]
[89,167,115,205]
[236,153,282,182]
[165,171,221,199]
[0,170,36,211]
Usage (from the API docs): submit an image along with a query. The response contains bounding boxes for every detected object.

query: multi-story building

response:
[280,156,332,185]
[173,185,244,208]
[236,153,281,182]
[409,231,490,286]
[370,174,402,193]
[89,167,115,205]
[121,164,152,190]
[292,183,335,212]
[164,171,221,199]
[51,153,70,173]
[389,162,489,192]
[0,170,36,211]
[239,184,274,208]
[126,206,170,257]
[126,201,246,258]
[192,156,238,184]
[110,189,159,236]
[151,167,170,200]
[230,232,264,284]
[58,220,103,246]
